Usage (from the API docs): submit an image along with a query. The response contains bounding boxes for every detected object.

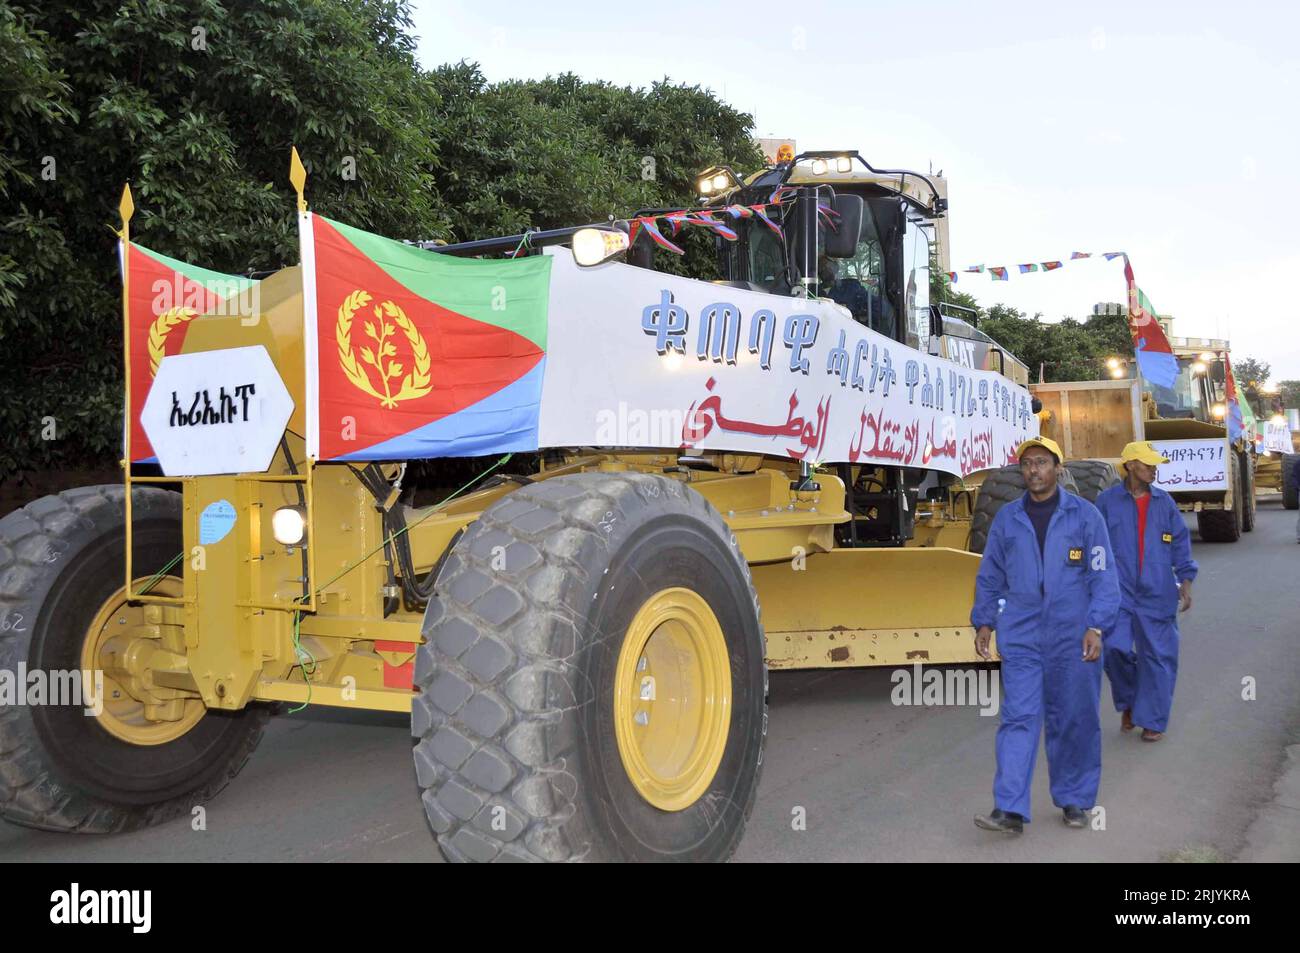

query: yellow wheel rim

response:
[613,587,731,812]
[80,576,205,746]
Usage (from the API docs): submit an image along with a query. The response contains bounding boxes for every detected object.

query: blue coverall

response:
[971,489,1120,821]
[1095,484,1198,733]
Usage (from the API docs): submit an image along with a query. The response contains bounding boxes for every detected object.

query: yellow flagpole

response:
[118,183,135,594]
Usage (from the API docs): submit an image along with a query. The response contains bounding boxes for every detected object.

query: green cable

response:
[134,453,515,714]
[286,609,316,714]
[138,550,184,595]
[303,452,513,599]
[284,452,512,707]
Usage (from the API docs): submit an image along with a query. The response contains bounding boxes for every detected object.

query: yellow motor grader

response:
[1,150,1047,861]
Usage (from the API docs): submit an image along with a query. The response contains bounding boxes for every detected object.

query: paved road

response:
[3,500,1297,862]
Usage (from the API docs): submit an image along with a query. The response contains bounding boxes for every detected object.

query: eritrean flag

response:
[300,214,550,460]
[120,242,258,463]
[989,266,1009,281]
[1224,354,1257,444]
[1018,263,1038,274]
[1041,260,1063,271]
[1070,251,1091,260]
[1123,256,1177,389]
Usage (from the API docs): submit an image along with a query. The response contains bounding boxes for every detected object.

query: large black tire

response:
[1240,452,1256,532]
[967,464,1079,554]
[1196,463,1242,542]
[412,472,767,862]
[0,486,269,833]
[1282,453,1299,510]
[1064,459,1121,503]
[967,466,1023,555]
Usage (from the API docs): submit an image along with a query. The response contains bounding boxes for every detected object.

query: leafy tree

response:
[1230,358,1271,417]
[950,301,1131,383]
[1233,358,1269,388]
[2,0,446,482]
[1275,380,1300,414]
[1,3,763,484]
[426,66,760,280]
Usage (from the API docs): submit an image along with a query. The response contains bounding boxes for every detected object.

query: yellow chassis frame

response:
[119,447,988,719]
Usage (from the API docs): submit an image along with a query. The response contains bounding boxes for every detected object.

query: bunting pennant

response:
[954,250,1128,280]
[816,202,841,232]
[689,213,738,242]
[640,217,686,255]
[1123,255,1178,389]
[947,271,958,283]
[624,201,785,247]
[753,206,784,239]
[663,211,689,236]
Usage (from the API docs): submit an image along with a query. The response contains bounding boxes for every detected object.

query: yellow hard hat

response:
[1120,440,1169,466]
[1016,436,1063,463]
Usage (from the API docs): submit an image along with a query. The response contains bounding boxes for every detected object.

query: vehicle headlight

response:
[272,505,307,545]
[1210,403,1226,420]
[572,227,629,267]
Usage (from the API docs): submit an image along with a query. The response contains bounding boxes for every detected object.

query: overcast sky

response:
[410,0,1300,380]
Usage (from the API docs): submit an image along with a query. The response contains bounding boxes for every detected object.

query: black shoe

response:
[1062,806,1088,828]
[974,808,1023,834]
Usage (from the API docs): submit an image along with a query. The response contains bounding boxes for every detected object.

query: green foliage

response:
[1233,358,1269,388]
[947,300,1132,383]
[1276,380,1300,412]
[1,2,760,481]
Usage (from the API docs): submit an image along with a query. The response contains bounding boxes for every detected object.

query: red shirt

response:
[1135,492,1151,572]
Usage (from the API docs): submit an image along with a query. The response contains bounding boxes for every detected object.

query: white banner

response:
[1151,438,1229,491]
[1261,418,1293,454]
[538,253,1038,476]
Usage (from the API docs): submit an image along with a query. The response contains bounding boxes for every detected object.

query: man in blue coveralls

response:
[1096,441,1198,743]
[972,436,1120,833]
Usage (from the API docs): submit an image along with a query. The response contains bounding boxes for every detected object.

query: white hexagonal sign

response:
[141,345,295,476]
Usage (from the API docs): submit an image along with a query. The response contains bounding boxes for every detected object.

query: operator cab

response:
[628,150,944,354]
[1129,353,1226,424]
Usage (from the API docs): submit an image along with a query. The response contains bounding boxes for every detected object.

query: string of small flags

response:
[625,186,803,256]
[945,251,1127,284]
